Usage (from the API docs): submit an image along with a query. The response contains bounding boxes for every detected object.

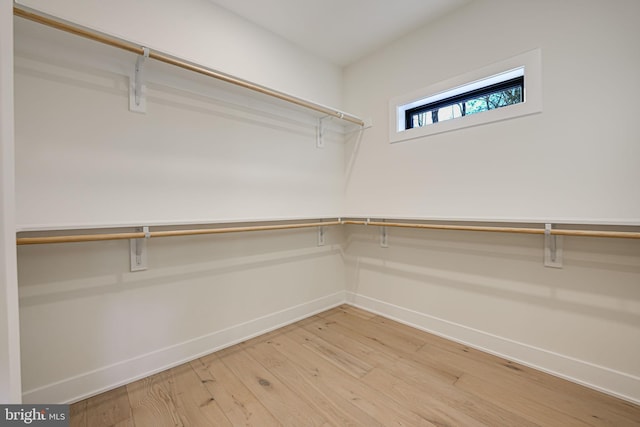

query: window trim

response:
[389,49,542,143]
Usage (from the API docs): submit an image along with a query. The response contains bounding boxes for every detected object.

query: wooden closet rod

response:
[16,219,640,245]
[13,5,365,127]
[342,220,640,239]
[16,221,342,245]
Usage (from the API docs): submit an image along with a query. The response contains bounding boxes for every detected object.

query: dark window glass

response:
[406,76,524,129]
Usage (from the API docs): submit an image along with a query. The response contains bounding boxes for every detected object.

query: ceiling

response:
[208,0,473,66]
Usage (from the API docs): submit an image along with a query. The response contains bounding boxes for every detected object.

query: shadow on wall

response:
[344,226,640,327]
[14,52,328,144]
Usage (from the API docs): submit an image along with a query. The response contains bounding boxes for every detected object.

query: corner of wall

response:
[0,0,22,403]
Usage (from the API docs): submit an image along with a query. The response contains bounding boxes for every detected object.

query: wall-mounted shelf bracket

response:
[317,225,325,246]
[130,226,149,271]
[129,47,150,113]
[544,223,563,268]
[317,116,336,148]
[380,224,388,248]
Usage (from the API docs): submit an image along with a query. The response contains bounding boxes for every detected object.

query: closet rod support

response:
[544,223,563,268]
[130,226,149,271]
[130,47,149,113]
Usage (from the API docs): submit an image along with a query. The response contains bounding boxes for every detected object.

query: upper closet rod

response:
[13,4,365,127]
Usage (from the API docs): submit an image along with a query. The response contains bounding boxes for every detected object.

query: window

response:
[405,74,524,129]
[389,49,541,143]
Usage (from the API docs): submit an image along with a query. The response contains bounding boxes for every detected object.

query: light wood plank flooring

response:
[70,305,640,426]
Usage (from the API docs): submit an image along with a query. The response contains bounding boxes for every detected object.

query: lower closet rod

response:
[16,221,342,245]
[343,220,640,239]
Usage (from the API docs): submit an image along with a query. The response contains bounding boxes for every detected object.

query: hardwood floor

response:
[70,305,640,426]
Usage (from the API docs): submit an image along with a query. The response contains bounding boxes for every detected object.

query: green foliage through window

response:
[406,77,524,129]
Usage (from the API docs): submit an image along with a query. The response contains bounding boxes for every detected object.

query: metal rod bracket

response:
[380,225,388,248]
[130,226,149,271]
[316,117,325,148]
[544,223,563,268]
[317,226,325,246]
[316,116,334,148]
[129,47,150,113]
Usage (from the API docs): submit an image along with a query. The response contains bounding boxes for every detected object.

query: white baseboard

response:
[22,291,347,404]
[346,292,640,405]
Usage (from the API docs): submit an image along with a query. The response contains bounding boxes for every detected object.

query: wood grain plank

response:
[69,400,87,427]
[246,338,381,426]
[85,386,132,427]
[361,366,488,427]
[314,311,459,385]
[214,323,299,359]
[219,344,328,426]
[382,354,540,426]
[111,418,135,427]
[324,307,426,356]
[190,353,280,426]
[300,316,399,366]
[274,328,438,426]
[455,372,593,426]
[408,321,637,421]
[286,324,374,378]
[167,363,232,426]
[418,343,640,427]
[127,369,183,427]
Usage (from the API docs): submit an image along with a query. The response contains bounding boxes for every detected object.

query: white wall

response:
[343,0,640,403]
[343,0,640,223]
[0,0,22,403]
[14,2,347,403]
[14,19,345,228]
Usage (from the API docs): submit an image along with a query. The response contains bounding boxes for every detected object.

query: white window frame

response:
[389,49,542,143]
